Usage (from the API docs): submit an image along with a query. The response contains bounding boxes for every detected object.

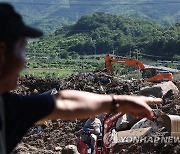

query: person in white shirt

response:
[84,116,102,154]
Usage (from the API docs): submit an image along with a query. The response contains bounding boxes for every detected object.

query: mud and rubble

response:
[11,71,180,154]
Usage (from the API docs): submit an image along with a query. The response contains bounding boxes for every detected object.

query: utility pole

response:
[116,47,119,56]
[129,47,132,58]
[95,45,96,55]
[112,47,115,56]
[91,37,96,55]
[94,40,96,55]
[76,12,79,22]
[137,51,139,60]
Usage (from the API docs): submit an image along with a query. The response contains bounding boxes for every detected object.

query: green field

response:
[22,54,179,81]
[21,68,73,78]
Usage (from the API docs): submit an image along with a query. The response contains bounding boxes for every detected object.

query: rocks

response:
[62,145,79,154]
[139,86,163,98]
[116,114,138,131]
[156,81,179,97]
[175,105,180,110]
[13,119,84,154]
[131,118,159,133]
[11,72,180,154]
[61,71,144,95]
[54,146,62,152]
[15,71,145,96]
[162,103,174,112]
[139,81,179,98]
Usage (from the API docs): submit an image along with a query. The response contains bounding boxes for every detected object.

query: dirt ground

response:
[11,71,180,154]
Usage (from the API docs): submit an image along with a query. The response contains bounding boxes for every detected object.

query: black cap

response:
[0,3,43,39]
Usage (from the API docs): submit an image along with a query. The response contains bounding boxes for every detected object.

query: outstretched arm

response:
[45,90,162,120]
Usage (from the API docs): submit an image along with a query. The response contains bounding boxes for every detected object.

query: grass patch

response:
[21,68,73,78]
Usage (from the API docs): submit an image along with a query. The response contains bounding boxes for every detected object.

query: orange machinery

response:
[105,54,173,82]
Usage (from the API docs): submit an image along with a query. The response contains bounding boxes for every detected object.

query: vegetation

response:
[27,12,180,60]
[26,54,104,69]
[21,69,73,78]
[10,0,180,33]
[2,1,178,79]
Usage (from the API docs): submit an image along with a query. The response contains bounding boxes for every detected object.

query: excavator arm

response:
[105,54,145,72]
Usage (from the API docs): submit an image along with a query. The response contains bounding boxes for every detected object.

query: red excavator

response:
[105,54,173,82]
[77,113,123,154]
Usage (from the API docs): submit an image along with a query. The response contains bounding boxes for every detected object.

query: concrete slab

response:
[113,127,152,145]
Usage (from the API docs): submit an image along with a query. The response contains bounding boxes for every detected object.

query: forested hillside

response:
[27,13,180,60]
[4,0,180,33]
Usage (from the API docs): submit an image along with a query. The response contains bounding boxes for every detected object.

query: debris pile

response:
[11,70,179,154]
[60,70,146,95]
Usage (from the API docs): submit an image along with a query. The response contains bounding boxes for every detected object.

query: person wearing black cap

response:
[0,3,162,154]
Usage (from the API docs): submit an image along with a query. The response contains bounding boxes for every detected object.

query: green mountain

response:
[3,0,180,33]
[27,13,180,60]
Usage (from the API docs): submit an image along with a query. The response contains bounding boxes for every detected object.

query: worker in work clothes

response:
[0,3,162,154]
[84,116,102,154]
